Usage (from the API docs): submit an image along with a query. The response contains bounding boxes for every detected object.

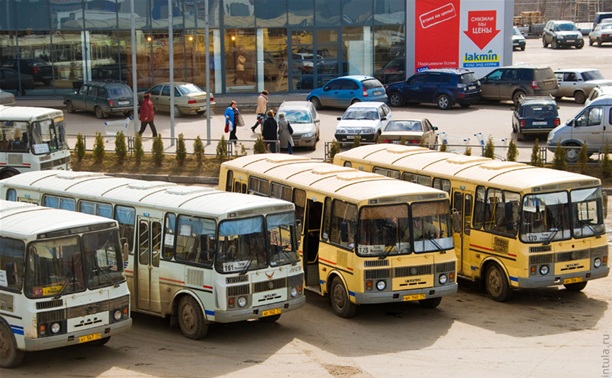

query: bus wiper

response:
[54,271,75,299]
[277,245,298,265]
[578,219,602,238]
[92,265,120,287]
[379,243,397,259]
[543,228,559,245]
[427,234,446,254]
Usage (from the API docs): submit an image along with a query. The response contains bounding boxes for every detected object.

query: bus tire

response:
[485,263,512,302]
[87,336,111,346]
[564,281,587,292]
[259,314,281,323]
[419,297,442,309]
[330,276,357,318]
[0,322,25,369]
[178,296,208,340]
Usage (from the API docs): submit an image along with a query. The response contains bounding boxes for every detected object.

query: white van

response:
[547,96,612,162]
[585,85,612,106]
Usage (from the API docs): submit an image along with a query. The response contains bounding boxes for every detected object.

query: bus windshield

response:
[30,118,69,154]
[521,191,571,243]
[25,229,124,298]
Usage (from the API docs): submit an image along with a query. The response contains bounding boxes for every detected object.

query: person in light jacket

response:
[251,90,268,132]
[277,112,294,154]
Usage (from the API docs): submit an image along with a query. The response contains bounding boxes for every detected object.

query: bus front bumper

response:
[513,267,609,288]
[211,295,306,323]
[352,283,458,304]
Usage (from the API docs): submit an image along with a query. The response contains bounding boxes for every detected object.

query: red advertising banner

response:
[464,10,500,49]
[415,0,461,72]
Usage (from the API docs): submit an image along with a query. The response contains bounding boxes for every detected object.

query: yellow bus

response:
[334,144,610,301]
[219,154,457,318]
[0,170,305,339]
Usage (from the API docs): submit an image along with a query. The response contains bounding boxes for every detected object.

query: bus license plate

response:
[262,308,281,317]
[79,333,101,343]
[403,294,425,301]
[563,276,583,285]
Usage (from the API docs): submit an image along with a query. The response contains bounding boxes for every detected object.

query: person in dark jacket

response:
[138,93,157,137]
[262,109,278,152]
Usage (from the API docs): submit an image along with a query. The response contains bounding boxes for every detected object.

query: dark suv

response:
[385,68,481,110]
[512,96,560,141]
[64,80,134,119]
[2,58,54,85]
[479,65,559,104]
[542,20,585,49]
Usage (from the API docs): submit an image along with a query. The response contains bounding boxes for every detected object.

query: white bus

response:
[0,200,131,368]
[0,170,305,339]
[0,105,71,179]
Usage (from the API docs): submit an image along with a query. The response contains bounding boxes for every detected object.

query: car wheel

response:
[94,106,106,119]
[0,322,25,368]
[589,38,594,46]
[551,39,558,49]
[564,143,581,163]
[351,99,361,105]
[512,90,526,105]
[436,94,451,110]
[485,263,512,302]
[174,105,183,117]
[309,97,322,110]
[574,91,586,104]
[517,130,525,141]
[520,45,525,51]
[576,40,584,49]
[388,92,404,107]
[330,276,357,318]
[66,101,76,114]
[597,38,603,47]
[542,38,548,48]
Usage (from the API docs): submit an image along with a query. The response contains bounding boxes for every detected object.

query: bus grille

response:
[38,308,66,323]
[365,269,390,279]
[227,284,250,296]
[530,254,554,265]
[530,245,552,253]
[254,278,287,292]
[395,265,432,277]
[36,299,63,310]
[436,262,455,273]
[557,249,590,262]
[226,275,249,284]
[67,301,109,317]
[364,260,389,267]
[40,156,70,170]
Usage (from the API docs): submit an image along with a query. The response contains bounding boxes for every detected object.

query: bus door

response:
[303,199,322,287]
[136,216,162,313]
[451,190,473,276]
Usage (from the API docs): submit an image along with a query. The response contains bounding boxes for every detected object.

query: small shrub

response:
[216,135,229,161]
[352,135,362,148]
[92,132,105,164]
[601,143,612,178]
[578,144,588,174]
[133,134,144,165]
[464,146,472,156]
[328,140,341,161]
[193,136,205,165]
[253,136,267,154]
[114,131,127,164]
[152,135,164,166]
[506,139,518,162]
[439,142,447,152]
[176,133,187,166]
[74,133,86,162]
[483,135,495,158]
[552,141,567,171]
[530,139,543,167]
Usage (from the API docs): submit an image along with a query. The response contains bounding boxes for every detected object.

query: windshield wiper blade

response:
[543,228,560,245]
[426,234,446,254]
[54,272,74,299]
[579,220,602,238]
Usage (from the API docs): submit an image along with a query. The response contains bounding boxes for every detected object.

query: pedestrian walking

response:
[262,109,278,152]
[138,93,157,137]
[224,101,239,145]
[251,89,268,133]
[277,112,294,154]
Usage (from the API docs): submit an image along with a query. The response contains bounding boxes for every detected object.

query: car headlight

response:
[336,128,347,134]
[376,280,386,291]
[539,265,549,275]
[114,309,123,321]
[237,296,248,308]
[290,286,298,297]
[594,258,602,268]
[556,34,564,39]
[51,322,61,334]
[547,131,555,141]
[302,132,314,138]
[365,127,375,134]
[439,274,448,284]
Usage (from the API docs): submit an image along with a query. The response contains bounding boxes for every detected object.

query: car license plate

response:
[347,135,355,140]
[118,101,129,106]
[468,86,476,90]
[262,308,281,317]
[79,333,101,343]
[373,90,382,95]
[563,276,582,285]
[403,294,426,301]
[532,121,548,125]
[567,39,575,42]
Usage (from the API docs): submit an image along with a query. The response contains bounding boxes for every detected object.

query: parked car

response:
[334,101,392,146]
[511,96,560,141]
[547,96,612,162]
[0,89,15,106]
[0,67,35,94]
[1,58,54,85]
[479,65,559,104]
[374,56,405,84]
[553,68,612,104]
[306,75,387,110]
[542,20,584,49]
[385,68,481,110]
[592,11,612,29]
[292,52,321,74]
[379,118,438,148]
[276,101,320,150]
[588,23,612,47]
[586,84,612,106]
[512,26,526,51]
[139,82,215,117]
[64,80,134,119]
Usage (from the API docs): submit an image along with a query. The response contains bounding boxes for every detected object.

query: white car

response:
[0,89,15,106]
[276,101,320,150]
[585,84,612,106]
[553,68,612,104]
[334,102,392,146]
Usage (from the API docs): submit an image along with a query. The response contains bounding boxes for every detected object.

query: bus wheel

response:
[178,296,209,340]
[259,314,281,323]
[485,264,512,302]
[87,336,111,346]
[330,277,357,318]
[0,322,25,368]
[419,297,442,309]
[564,281,587,292]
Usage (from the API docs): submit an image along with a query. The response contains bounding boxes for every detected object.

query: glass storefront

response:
[0,0,405,96]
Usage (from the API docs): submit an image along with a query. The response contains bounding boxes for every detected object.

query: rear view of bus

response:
[0,200,131,368]
[0,106,70,179]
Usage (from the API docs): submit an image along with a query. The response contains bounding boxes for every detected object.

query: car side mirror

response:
[432,126,438,130]
[324,86,330,91]
[337,116,342,120]
[381,117,387,121]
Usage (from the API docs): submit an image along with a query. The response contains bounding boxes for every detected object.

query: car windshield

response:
[555,23,578,31]
[386,121,420,131]
[109,86,132,97]
[282,109,312,123]
[582,70,604,81]
[524,104,558,118]
[343,109,379,120]
[459,73,479,84]
[177,83,204,95]
[362,79,384,89]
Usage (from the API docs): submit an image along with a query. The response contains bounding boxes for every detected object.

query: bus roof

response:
[222,154,448,202]
[0,105,63,121]
[334,144,601,191]
[1,171,295,216]
[0,199,117,239]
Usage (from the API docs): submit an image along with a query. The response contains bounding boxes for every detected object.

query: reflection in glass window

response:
[288,0,314,26]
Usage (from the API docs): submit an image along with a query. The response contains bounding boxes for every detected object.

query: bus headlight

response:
[594,258,602,268]
[376,280,386,291]
[540,265,549,275]
[114,309,123,321]
[290,286,298,297]
[51,322,61,334]
[439,274,448,284]
[237,296,248,308]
